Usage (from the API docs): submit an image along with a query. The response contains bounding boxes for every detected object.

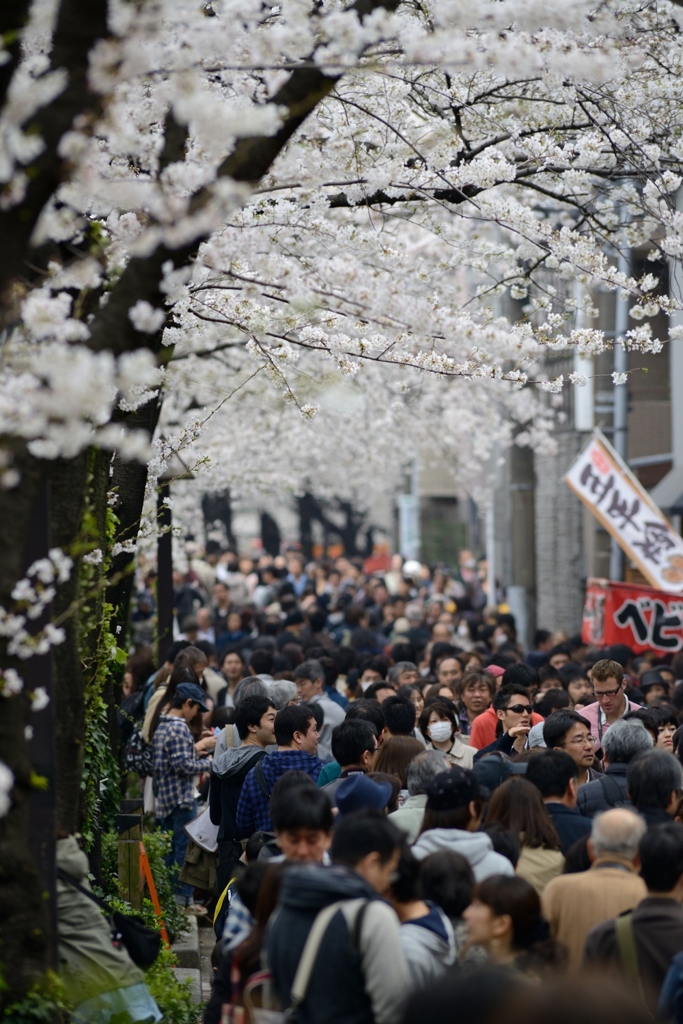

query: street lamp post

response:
[610,209,630,581]
[156,455,193,666]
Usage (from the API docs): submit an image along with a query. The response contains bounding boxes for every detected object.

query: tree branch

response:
[88,0,404,357]
[0,0,109,313]
[0,0,31,110]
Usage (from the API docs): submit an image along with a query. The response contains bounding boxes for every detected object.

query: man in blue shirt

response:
[236,704,323,836]
[285,554,309,596]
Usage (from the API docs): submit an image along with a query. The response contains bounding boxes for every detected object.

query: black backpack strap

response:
[254,761,272,801]
[57,868,107,910]
[615,913,653,1019]
[599,774,627,808]
[348,899,370,952]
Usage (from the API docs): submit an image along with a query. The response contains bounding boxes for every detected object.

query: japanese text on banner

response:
[564,431,683,594]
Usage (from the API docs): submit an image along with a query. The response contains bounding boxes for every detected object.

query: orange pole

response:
[139,841,171,949]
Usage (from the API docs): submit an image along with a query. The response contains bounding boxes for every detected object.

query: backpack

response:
[124,723,154,775]
[239,899,371,1024]
[57,868,161,969]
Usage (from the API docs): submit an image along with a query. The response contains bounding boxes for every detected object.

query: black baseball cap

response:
[640,670,668,692]
[425,767,481,811]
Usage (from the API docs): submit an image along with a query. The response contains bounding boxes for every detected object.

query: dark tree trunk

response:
[0,0,109,311]
[106,397,164,647]
[296,492,375,558]
[0,452,54,1005]
[297,492,321,560]
[49,452,89,835]
[329,499,371,558]
[202,490,236,550]
[260,511,282,558]
[24,482,57,971]
[157,484,173,665]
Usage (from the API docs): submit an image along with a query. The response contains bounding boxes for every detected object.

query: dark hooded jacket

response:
[266,864,409,1024]
[209,745,267,842]
[576,763,631,818]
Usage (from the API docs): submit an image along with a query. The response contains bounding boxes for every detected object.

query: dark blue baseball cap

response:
[472,752,527,795]
[175,682,209,712]
[336,774,393,818]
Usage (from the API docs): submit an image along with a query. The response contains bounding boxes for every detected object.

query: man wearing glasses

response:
[580,659,642,750]
[543,709,601,787]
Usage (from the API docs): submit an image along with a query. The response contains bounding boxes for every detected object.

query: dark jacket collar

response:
[545,801,581,816]
[639,807,674,826]
[637,897,683,913]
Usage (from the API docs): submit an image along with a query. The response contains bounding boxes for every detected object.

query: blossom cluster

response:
[1,0,683,511]
[0,548,72,665]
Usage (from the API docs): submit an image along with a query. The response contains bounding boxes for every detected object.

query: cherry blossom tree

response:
[2,0,683,1000]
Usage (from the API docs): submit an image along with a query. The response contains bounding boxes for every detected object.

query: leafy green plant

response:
[2,972,71,1024]
[143,830,190,941]
[145,948,199,1024]
[98,828,189,941]
[78,490,125,850]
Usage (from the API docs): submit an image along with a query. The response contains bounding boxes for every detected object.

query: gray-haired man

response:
[576,718,653,818]
[542,808,647,968]
[294,658,344,763]
[389,750,447,842]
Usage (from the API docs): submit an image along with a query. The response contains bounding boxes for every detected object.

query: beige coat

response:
[432,736,475,769]
[541,858,647,968]
[516,845,565,896]
[141,684,166,743]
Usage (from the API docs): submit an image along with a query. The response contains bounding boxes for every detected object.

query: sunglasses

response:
[505,704,532,715]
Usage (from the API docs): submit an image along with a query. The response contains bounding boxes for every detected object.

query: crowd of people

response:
[109,548,683,1024]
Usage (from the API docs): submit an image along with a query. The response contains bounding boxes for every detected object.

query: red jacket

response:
[469,704,543,751]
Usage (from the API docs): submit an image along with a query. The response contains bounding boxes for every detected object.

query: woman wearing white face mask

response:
[419,703,475,769]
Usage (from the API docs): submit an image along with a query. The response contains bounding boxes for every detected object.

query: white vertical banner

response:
[564,429,683,593]
[398,493,420,560]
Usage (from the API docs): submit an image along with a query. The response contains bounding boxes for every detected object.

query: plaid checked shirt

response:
[222,890,255,954]
[235,749,323,837]
[153,714,209,818]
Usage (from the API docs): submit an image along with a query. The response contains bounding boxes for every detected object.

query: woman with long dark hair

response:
[463,874,565,975]
[374,736,424,789]
[142,644,209,742]
[486,779,564,894]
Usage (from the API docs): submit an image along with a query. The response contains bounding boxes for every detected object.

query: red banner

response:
[582,577,683,654]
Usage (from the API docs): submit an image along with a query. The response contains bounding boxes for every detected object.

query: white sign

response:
[398,493,420,560]
[564,429,683,594]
